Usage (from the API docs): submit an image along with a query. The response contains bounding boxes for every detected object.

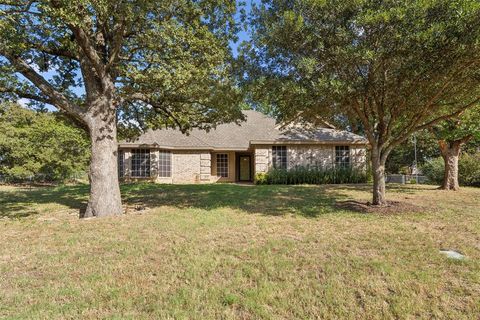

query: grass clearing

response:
[1,183,479,319]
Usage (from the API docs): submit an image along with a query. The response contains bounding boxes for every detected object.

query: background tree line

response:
[0,103,90,182]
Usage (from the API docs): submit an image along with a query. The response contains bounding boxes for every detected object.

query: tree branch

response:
[1,52,86,121]
[383,96,480,157]
[106,17,126,71]
[0,86,53,105]
[415,97,480,131]
[122,92,186,131]
[68,24,106,79]
[29,41,79,60]
[459,134,474,145]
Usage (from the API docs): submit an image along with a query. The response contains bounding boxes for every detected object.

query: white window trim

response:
[216,153,229,178]
[131,148,151,178]
[272,145,288,170]
[158,150,172,178]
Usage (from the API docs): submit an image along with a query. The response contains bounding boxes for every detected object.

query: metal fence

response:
[386,174,430,184]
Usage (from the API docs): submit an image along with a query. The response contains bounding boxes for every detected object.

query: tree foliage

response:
[0,0,243,132]
[431,105,480,146]
[0,0,244,216]
[241,0,480,204]
[0,103,90,181]
[385,115,480,174]
[385,131,439,174]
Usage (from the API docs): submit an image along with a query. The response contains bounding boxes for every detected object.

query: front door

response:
[239,156,251,181]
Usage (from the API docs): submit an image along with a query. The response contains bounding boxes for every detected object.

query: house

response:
[117,110,368,183]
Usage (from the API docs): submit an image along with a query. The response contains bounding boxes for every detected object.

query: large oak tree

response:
[0,0,243,217]
[431,106,480,190]
[241,0,480,205]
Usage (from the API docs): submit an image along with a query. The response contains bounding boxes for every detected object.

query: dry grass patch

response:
[335,200,425,214]
[0,183,479,319]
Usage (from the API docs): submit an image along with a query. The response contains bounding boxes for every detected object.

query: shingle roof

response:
[119,110,368,150]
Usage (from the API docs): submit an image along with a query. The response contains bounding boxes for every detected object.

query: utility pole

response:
[413,134,418,183]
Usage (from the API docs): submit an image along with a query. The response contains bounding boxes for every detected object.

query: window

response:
[217,154,228,177]
[272,146,287,169]
[159,151,172,177]
[131,149,150,177]
[118,150,125,178]
[335,146,350,168]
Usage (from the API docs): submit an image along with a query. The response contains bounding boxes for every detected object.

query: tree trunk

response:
[371,150,387,206]
[439,140,461,191]
[82,104,123,218]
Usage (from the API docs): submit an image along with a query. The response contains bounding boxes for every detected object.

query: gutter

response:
[249,140,369,146]
[118,143,250,152]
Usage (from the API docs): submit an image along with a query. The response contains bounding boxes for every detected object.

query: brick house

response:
[118,110,368,183]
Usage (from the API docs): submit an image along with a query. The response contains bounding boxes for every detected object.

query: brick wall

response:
[254,144,367,175]
[119,148,211,184]
[119,144,367,184]
[172,151,211,184]
[254,147,270,174]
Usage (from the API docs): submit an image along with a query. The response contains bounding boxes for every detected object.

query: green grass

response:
[1,183,479,319]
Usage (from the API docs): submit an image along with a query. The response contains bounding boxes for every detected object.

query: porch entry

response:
[237,154,252,182]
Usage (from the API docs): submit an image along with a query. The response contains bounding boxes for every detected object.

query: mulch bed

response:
[335,200,425,214]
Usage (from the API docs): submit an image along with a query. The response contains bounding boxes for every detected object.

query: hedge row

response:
[254,167,368,185]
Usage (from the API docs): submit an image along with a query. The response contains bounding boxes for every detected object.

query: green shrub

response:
[458,153,480,187]
[421,153,480,187]
[399,166,410,175]
[257,166,367,185]
[254,172,268,185]
[421,157,444,185]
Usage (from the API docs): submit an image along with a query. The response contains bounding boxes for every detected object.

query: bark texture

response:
[439,140,461,191]
[82,95,123,218]
[371,151,387,206]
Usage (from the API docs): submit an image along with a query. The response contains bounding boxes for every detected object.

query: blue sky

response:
[230,0,257,56]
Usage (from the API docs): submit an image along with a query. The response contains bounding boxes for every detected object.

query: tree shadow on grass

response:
[121,183,353,218]
[332,183,438,195]
[1,182,429,219]
[0,184,89,219]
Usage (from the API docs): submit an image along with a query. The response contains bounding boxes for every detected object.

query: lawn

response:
[0,183,479,319]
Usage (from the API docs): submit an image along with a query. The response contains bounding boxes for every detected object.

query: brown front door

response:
[238,155,251,181]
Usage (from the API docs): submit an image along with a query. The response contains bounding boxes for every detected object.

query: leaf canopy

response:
[242,0,480,158]
[0,0,243,134]
[0,103,90,180]
[431,105,480,144]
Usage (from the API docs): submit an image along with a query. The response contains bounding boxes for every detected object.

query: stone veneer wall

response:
[200,152,211,182]
[120,145,367,184]
[254,144,367,175]
[349,145,367,170]
[172,151,211,184]
[254,147,271,174]
[120,148,211,184]
[287,145,335,169]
